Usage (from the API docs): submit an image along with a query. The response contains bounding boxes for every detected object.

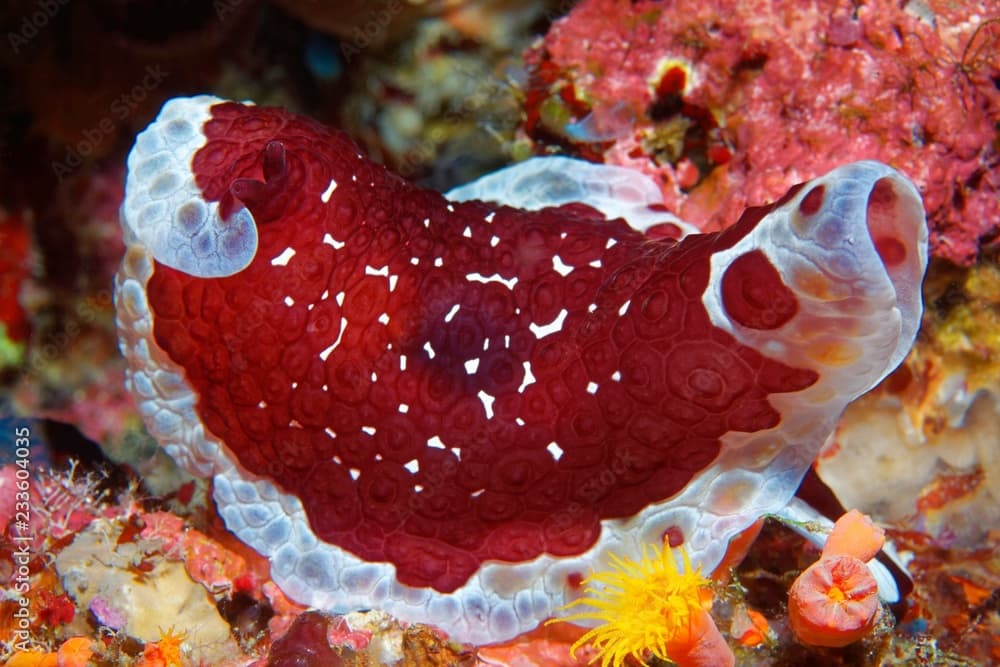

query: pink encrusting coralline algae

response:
[523,0,998,266]
[114,95,927,644]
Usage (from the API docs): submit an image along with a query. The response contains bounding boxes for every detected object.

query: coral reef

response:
[0,460,252,664]
[339,19,525,188]
[523,0,999,265]
[57,519,240,655]
[0,0,996,664]
[0,460,496,665]
[820,258,1000,548]
[1,160,181,492]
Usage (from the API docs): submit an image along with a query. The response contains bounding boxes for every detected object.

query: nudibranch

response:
[114,95,927,644]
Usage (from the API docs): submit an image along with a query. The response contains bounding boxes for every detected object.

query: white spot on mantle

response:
[319,342,336,361]
[321,178,338,203]
[547,442,564,460]
[518,361,536,393]
[323,233,345,249]
[270,247,296,266]
[477,390,495,418]
[553,255,573,277]
[529,309,568,338]
[466,271,517,289]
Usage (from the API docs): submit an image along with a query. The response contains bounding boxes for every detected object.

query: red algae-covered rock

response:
[524,0,999,265]
[54,516,244,663]
[115,95,927,644]
[263,611,347,667]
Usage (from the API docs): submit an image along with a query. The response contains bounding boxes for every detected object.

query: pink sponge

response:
[524,0,998,265]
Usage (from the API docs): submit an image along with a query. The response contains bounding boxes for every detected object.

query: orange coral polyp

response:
[6,651,58,667]
[822,509,885,561]
[665,607,735,667]
[788,554,881,647]
[56,637,94,667]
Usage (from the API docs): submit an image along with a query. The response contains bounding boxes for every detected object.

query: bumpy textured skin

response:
[115,96,927,644]
[120,97,258,278]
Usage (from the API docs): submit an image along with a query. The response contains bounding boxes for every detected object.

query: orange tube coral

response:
[788,554,881,647]
[6,652,57,667]
[822,509,885,561]
[665,606,736,667]
[56,637,94,667]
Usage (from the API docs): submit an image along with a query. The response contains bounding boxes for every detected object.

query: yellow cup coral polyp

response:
[556,543,734,667]
[788,554,881,647]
